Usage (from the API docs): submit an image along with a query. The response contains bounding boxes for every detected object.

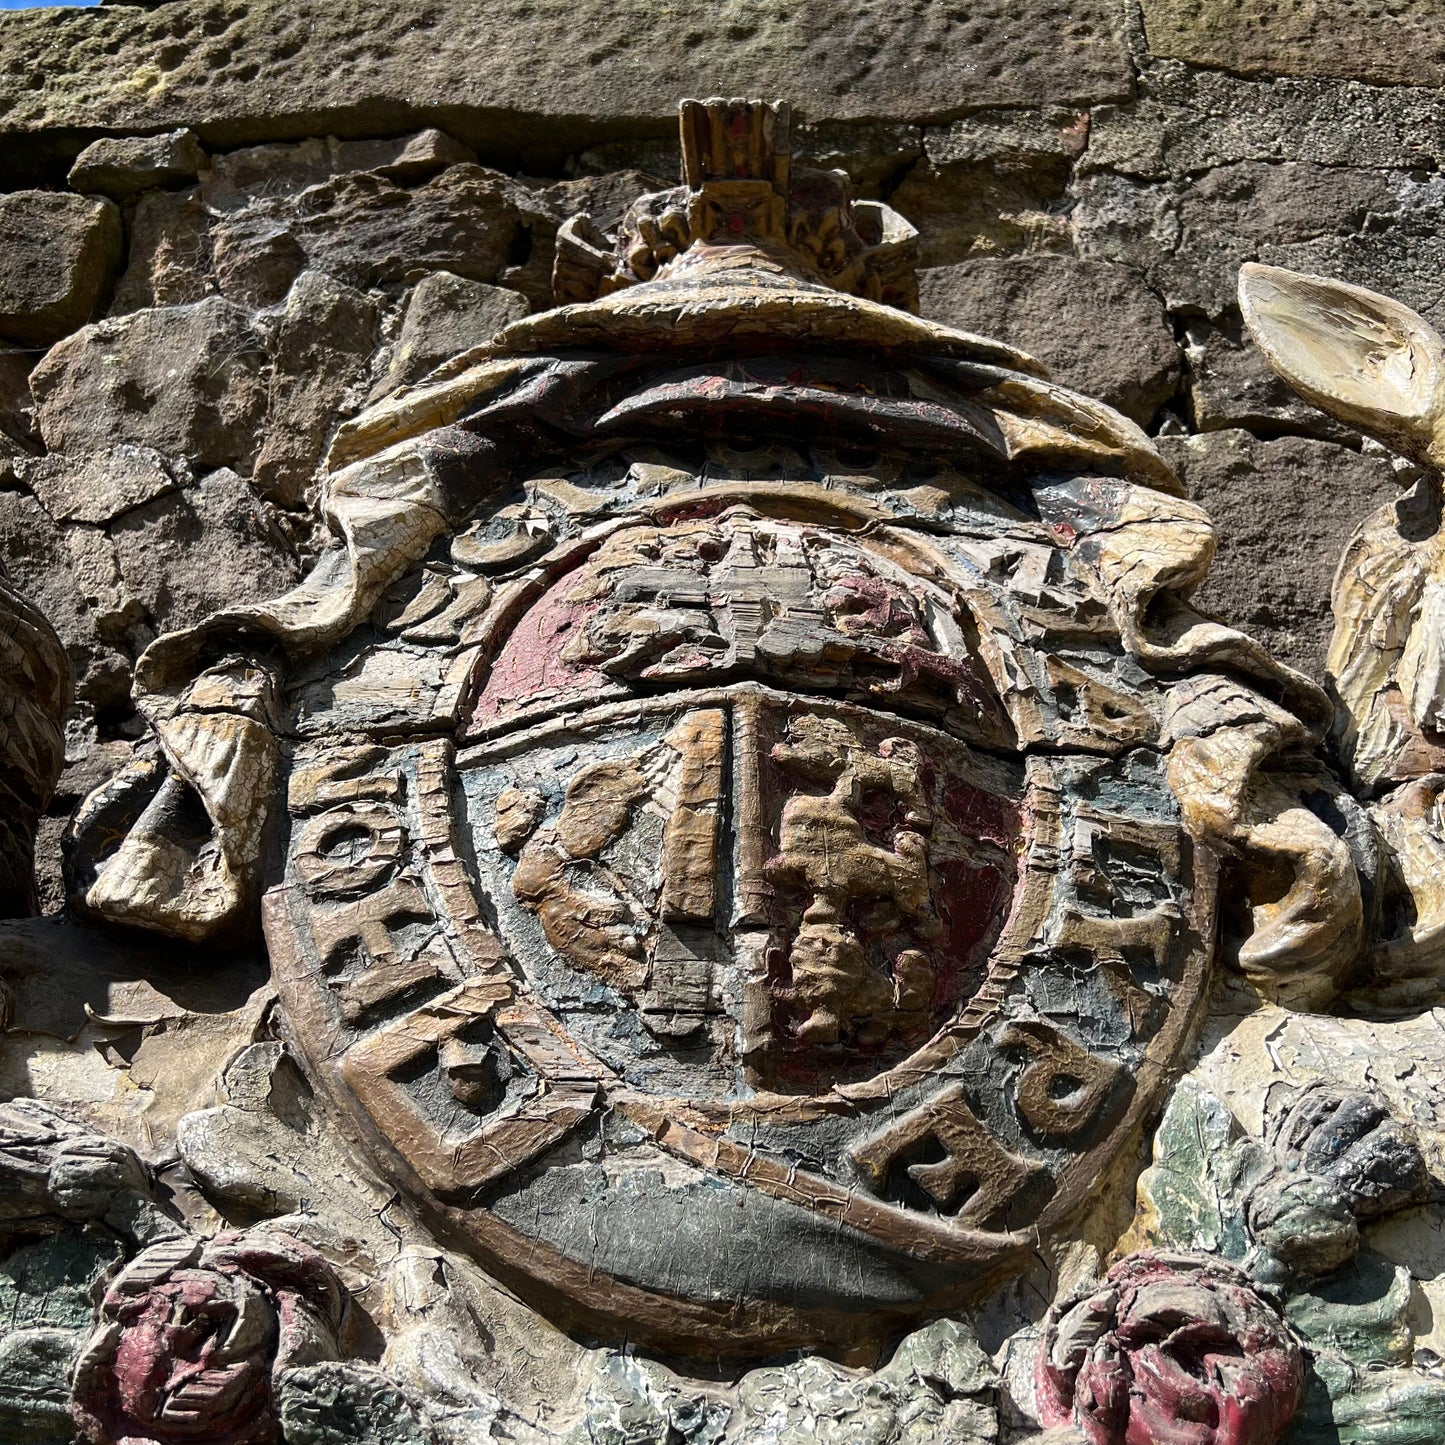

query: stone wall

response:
[0,1,1435,891]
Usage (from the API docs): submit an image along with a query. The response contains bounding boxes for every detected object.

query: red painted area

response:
[930,853,1016,1002]
[86,1273,276,1445]
[828,572,930,641]
[941,773,1020,852]
[117,1278,274,1439]
[471,581,611,729]
[759,727,1024,1091]
[73,1232,344,1445]
[468,517,1013,744]
[1036,1252,1304,1445]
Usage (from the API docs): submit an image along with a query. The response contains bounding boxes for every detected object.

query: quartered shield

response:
[267,487,1210,1353]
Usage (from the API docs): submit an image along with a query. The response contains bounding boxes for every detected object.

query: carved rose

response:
[72,1231,346,1445]
[1035,1251,1303,1445]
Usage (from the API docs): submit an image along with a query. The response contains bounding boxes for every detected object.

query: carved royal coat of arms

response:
[64,100,1429,1366]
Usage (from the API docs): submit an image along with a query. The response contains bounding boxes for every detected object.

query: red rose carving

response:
[1035,1251,1303,1445]
[72,1231,346,1445]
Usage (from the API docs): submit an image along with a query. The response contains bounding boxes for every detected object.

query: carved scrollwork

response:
[1241,263,1445,1008]
[0,563,68,918]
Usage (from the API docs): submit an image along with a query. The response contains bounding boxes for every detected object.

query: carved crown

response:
[552,98,920,310]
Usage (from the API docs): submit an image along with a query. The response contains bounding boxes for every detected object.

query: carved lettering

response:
[293,803,405,899]
[288,745,404,813]
[56,93,1251,1360]
[1001,1020,1130,1141]
[310,877,455,1021]
[342,984,598,1198]
[852,1085,1048,1228]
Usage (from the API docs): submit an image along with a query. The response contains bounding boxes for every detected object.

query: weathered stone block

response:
[379,271,529,392]
[1074,161,1445,321]
[0,192,120,348]
[0,0,1135,160]
[210,216,307,309]
[1184,321,1352,441]
[1161,430,1400,680]
[108,468,299,635]
[918,256,1179,426]
[68,128,206,199]
[29,298,269,470]
[1086,62,1445,179]
[793,120,924,196]
[1258,224,1445,335]
[0,347,38,457]
[892,111,1081,267]
[203,129,476,212]
[253,271,378,508]
[61,524,138,644]
[15,445,177,527]
[0,491,130,711]
[210,164,529,298]
[334,128,476,183]
[109,188,214,315]
[1177,162,1394,250]
[537,170,671,238]
[1141,0,1445,87]
[926,110,1087,170]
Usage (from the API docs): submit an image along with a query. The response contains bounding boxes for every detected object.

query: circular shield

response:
[268,475,1209,1354]
[66,97,1345,1361]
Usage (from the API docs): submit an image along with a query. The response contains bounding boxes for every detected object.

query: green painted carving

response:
[0,1228,120,1445]
[0,1227,120,1332]
[1133,1076,1273,1262]
[1286,1356,1445,1445]
[559,1318,998,1445]
[1285,1252,1414,1366]
[1136,1078,1445,1445]
[0,1329,81,1444]
[1282,1254,1445,1443]
[564,1358,730,1445]
[731,1320,998,1444]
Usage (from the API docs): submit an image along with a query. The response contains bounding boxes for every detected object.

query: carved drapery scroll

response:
[1242,263,1445,1008]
